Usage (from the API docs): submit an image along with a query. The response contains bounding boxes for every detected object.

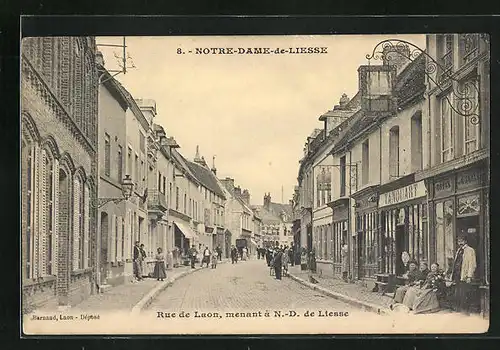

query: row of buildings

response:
[292,34,490,317]
[20,36,293,311]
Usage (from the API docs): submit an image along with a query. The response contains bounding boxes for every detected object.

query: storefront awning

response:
[174,221,197,239]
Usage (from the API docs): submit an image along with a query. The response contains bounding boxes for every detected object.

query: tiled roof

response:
[330,109,366,154]
[185,160,226,199]
[394,54,426,107]
[251,202,293,225]
[172,151,200,185]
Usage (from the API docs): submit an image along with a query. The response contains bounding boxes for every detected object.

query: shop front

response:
[425,164,488,315]
[352,185,380,280]
[328,198,349,277]
[378,178,428,277]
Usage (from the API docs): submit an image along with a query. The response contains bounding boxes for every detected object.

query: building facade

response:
[252,194,293,248]
[21,37,99,311]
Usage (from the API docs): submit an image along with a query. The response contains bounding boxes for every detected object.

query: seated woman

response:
[393,259,421,304]
[410,263,446,314]
[402,261,430,308]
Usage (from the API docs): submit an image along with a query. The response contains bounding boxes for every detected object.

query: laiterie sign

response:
[379,181,427,208]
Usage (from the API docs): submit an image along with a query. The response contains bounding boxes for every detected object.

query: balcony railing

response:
[148,190,168,212]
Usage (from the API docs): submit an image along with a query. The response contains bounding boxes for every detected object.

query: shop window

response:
[435,200,455,274]
[389,126,400,178]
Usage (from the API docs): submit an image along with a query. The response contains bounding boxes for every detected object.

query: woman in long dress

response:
[402,261,430,308]
[393,260,421,304]
[153,247,167,281]
[411,263,446,314]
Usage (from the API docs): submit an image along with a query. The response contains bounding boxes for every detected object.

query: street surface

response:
[148,258,356,313]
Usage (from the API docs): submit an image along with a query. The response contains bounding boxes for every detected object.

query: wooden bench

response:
[373,273,397,296]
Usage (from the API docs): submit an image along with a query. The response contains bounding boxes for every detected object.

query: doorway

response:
[306,225,312,251]
[100,212,109,284]
[357,231,364,279]
[395,224,406,275]
[456,215,481,280]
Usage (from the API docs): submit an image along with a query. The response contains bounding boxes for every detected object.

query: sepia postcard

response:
[20,33,490,335]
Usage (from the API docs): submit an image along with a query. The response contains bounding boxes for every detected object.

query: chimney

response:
[242,189,250,205]
[234,186,242,197]
[211,155,217,175]
[220,177,235,196]
[264,193,271,209]
[382,43,411,74]
[96,51,105,66]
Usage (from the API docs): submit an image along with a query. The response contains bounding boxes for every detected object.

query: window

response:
[104,133,111,176]
[162,176,166,195]
[411,112,423,172]
[141,160,145,185]
[435,200,455,273]
[184,194,187,213]
[362,140,370,185]
[461,78,480,154]
[340,156,346,197]
[169,183,172,206]
[24,145,34,278]
[117,145,123,181]
[158,172,162,192]
[460,34,479,65]
[176,187,179,211]
[441,95,454,162]
[134,154,139,184]
[127,147,132,176]
[438,34,453,82]
[73,177,86,270]
[139,132,145,153]
[389,126,400,178]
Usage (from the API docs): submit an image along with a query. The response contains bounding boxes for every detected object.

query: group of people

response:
[391,235,477,315]
[230,245,250,263]
[263,244,295,280]
[188,244,222,269]
[133,241,167,282]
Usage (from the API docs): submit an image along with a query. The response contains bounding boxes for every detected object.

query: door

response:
[395,224,406,275]
[306,224,313,251]
[357,231,364,279]
[100,212,109,284]
[456,215,480,280]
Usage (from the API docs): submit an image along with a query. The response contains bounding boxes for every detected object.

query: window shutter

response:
[39,149,48,277]
[52,158,59,275]
[106,213,113,263]
[83,185,90,269]
[73,179,81,270]
[111,214,116,263]
[116,216,123,261]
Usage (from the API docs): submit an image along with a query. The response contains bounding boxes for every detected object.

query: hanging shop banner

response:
[379,181,427,208]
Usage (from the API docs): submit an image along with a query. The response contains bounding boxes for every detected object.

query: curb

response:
[288,273,391,316]
[131,260,229,314]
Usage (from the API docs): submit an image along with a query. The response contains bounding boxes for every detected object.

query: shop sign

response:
[434,177,453,196]
[456,169,482,191]
[379,181,427,208]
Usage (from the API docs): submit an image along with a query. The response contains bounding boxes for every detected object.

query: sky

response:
[96,34,425,206]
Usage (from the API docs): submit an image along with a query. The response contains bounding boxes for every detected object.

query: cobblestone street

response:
[147,258,358,313]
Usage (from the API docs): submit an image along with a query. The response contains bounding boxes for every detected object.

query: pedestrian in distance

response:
[216,245,223,261]
[188,245,198,269]
[203,246,211,267]
[231,245,238,264]
[133,241,144,281]
[153,247,167,282]
[272,248,283,280]
[211,249,218,269]
[282,247,290,277]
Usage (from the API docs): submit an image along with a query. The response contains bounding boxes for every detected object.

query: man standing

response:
[203,246,211,267]
[451,235,477,314]
[133,241,143,281]
[289,244,295,266]
[188,245,198,269]
[216,245,223,261]
[231,245,238,264]
[272,248,283,280]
